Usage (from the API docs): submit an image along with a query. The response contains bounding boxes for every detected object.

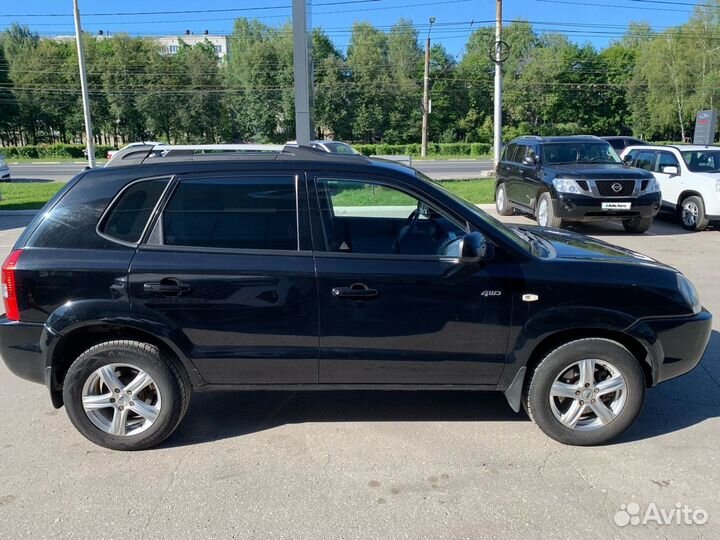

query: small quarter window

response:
[100,178,169,243]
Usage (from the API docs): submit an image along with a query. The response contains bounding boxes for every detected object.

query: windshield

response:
[542,142,621,165]
[681,150,720,173]
[419,172,531,252]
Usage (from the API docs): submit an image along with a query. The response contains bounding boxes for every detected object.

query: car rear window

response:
[162,176,299,251]
[99,178,170,243]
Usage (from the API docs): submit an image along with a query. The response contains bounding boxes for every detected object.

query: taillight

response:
[2,249,22,321]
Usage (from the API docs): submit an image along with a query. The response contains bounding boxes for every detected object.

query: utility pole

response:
[493,0,503,167]
[292,0,313,145]
[421,17,435,158]
[73,0,95,168]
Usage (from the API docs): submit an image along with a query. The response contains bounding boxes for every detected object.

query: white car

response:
[621,144,720,231]
[0,154,10,182]
[286,140,360,155]
[106,141,164,162]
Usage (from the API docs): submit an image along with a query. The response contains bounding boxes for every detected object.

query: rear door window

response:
[161,176,300,251]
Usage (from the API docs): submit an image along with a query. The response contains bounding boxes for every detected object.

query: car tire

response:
[495,183,513,216]
[63,340,190,451]
[622,216,653,233]
[679,195,709,231]
[524,338,645,446]
[536,192,562,228]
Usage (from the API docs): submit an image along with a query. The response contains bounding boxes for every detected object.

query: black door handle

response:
[332,283,378,299]
[143,278,192,296]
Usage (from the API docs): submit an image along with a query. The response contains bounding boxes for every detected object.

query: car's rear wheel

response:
[63,340,190,451]
[679,195,709,231]
[536,192,562,228]
[524,338,645,446]
[495,183,513,216]
[622,216,653,233]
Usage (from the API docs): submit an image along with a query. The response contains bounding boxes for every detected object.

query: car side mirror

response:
[622,155,633,165]
[523,155,537,166]
[459,232,492,264]
[662,165,679,176]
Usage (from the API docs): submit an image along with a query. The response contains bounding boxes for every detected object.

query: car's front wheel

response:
[679,195,709,231]
[63,340,190,451]
[495,183,513,216]
[524,338,645,445]
[622,216,653,233]
[536,192,562,228]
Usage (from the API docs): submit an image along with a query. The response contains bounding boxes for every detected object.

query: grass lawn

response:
[0,182,65,210]
[332,178,495,207]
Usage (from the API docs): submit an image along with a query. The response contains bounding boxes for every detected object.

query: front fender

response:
[499,306,648,390]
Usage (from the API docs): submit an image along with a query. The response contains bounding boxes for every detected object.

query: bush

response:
[0,143,116,159]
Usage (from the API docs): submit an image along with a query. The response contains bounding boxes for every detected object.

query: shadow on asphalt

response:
[165,330,720,448]
[0,214,34,232]
[167,389,527,448]
[619,330,720,444]
[506,211,712,237]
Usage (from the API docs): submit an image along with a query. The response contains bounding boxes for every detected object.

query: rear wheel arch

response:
[523,328,653,390]
[49,323,198,405]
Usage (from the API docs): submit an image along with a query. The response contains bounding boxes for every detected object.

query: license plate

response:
[601,202,631,210]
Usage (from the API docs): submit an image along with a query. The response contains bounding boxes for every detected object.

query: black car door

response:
[128,171,319,385]
[308,173,514,385]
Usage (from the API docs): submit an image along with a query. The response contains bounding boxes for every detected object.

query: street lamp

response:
[421,17,436,158]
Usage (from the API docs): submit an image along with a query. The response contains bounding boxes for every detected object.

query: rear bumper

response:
[0,317,45,385]
[554,192,661,222]
[627,308,713,385]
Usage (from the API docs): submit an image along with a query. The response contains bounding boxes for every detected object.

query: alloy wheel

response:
[548,359,627,431]
[682,201,698,228]
[81,363,162,436]
[537,199,549,226]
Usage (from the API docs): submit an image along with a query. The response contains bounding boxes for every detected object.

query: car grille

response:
[595,180,635,197]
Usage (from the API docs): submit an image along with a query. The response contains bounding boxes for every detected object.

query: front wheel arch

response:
[523,328,653,390]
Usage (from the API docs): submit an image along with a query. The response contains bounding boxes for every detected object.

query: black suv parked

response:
[495,136,661,233]
[0,144,711,450]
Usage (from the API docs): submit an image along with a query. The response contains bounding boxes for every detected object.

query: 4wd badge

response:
[481,290,502,297]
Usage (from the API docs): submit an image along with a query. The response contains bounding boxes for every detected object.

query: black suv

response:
[495,136,661,233]
[0,144,711,450]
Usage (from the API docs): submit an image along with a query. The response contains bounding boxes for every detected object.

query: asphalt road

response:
[0,211,718,539]
[8,159,493,182]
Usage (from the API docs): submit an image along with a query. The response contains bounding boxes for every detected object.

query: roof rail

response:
[104,142,369,168]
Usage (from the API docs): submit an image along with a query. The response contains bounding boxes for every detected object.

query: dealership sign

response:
[693,110,717,145]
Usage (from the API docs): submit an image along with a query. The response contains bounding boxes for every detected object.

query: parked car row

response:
[495,135,719,233]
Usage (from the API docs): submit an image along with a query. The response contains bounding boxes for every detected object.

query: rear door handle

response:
[143,278,192,296]
[332,283,378,299]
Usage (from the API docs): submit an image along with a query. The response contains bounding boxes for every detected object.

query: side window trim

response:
[96,175,175,248]
[144,172,309,254]
[310,173,468,258]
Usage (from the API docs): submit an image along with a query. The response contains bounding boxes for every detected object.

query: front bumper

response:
[0,317,45,385]
[554,192,661,222]
[627,308,713,385]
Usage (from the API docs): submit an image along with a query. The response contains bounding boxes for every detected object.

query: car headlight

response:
[677,274,701,314]
[552,178,584,195]
[645,177,661,193]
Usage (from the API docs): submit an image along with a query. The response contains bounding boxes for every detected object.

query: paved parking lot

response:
[0,210,718,540]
